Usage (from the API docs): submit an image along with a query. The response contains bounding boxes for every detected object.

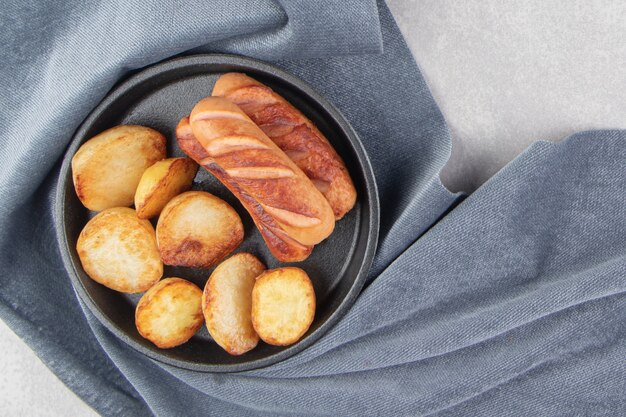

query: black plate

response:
[55,54,379,372]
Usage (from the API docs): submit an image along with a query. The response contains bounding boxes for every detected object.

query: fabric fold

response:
[200,0,383,59]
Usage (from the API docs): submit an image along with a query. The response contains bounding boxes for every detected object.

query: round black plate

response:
[55,54,379,372]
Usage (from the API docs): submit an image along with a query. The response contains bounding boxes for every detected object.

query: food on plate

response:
[135,277,204,348]
[134,157,198,219]
[251,267,315,346]
[71,125,166,211]
[76,207,163,293]
[213,73,357,219]
[176,115,311,262]
[202,253,266,355]
[156,191,243,268]
[176,97,335,262]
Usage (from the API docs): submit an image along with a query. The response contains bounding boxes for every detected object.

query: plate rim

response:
[54,53,379,372]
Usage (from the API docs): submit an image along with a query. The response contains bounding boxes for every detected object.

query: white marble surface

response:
[0,320,98,416]
[1,2,625,415]
[387,0,626,192]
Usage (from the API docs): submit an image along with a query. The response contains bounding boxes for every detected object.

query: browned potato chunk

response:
[72,125,166,211]
[76,207,163,293]
[134,157,198,219]
[251,267,316,346]
[156,191,244,268]
[135,278,204,348]
[202,253,266,355]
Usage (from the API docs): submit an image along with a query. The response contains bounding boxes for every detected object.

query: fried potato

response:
[76,207,163,293]
[202,253,265,355]
[72,125,166,211]
[251,267,316,346]
[156,191,244,268]
[135,278,204,348]
[134,157,198,219]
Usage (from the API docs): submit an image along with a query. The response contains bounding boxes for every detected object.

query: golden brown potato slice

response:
[251,267,316,346]
[76,207,163,293]
[202,253,266,355]
[135,277,204,348]
[156,191,244,268]
[72,125,166,211]
[134,157,198,219]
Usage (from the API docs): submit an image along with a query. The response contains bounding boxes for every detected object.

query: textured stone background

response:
[388,0,626,192]
[1,1,625,415]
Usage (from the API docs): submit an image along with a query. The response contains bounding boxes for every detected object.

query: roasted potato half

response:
[136,278,204,349]
[156,191,244,268]
[134,157,198,219]
[72,125,166,211]
[76,207,163,293]
[251,267,316,346]
[202,253,266,355]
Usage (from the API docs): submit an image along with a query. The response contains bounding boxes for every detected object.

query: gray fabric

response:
[1,1,624,416]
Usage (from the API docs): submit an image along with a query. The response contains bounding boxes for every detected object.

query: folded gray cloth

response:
[1,0,625,416]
